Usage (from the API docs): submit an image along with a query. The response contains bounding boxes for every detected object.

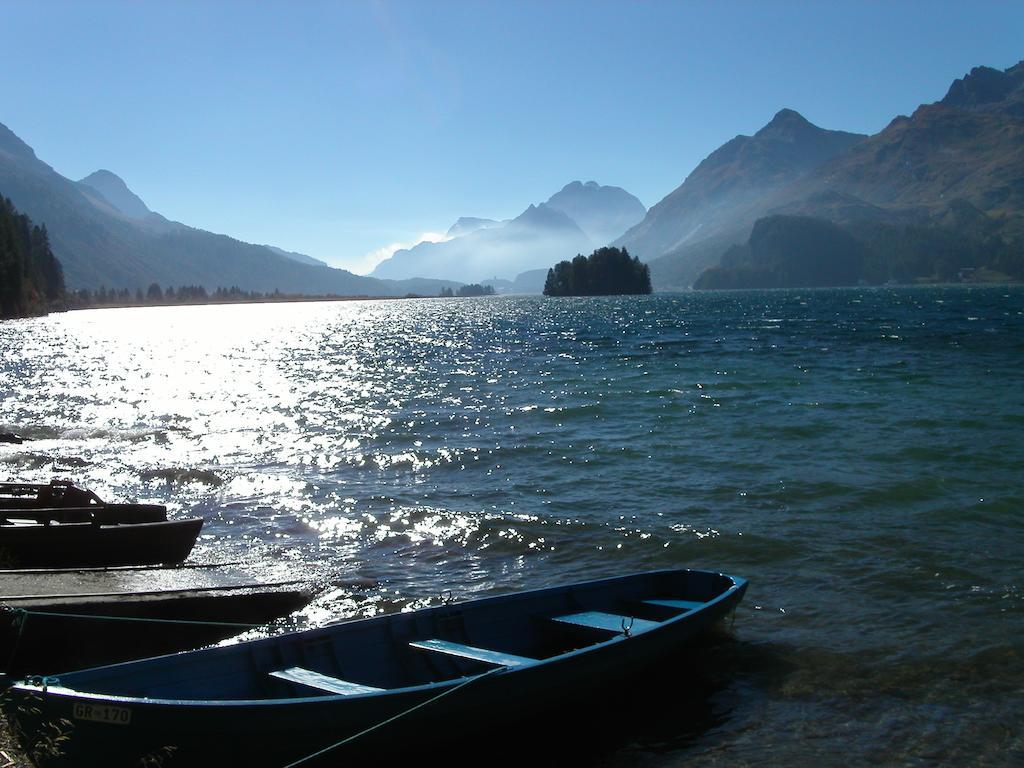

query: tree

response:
[0,197,66,318]
[456,283,495,297]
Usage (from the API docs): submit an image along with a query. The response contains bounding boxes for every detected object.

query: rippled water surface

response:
[2,287,1022,765]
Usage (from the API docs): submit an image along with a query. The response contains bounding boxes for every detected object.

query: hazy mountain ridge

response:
[263,245,329,268]
[4,58,1020,295]
[544,180,646,245]
[0,121,458,295]
[789,60,1024,236]
[373,201,592,283]
[79,170,152,219]
[446,217,502,237]
[616,108,866,287]
[372,181,645,283]
[638,59,1024,289]
[693,61,1024,289]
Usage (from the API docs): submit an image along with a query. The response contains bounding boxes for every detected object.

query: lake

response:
[1,286,1022,765]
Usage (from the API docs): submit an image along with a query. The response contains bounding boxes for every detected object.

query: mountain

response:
[371,181,643,282]
[446,217,502,237]
[942,62,1024,114]
[781,61,1024,239]
[0,121,456,295]
[263,245,328,268]
[544,181,646,244]
[78,170,152,219]
[700,60,1024,288]
[694,60,1024,289]
[616,109,867,287]
[372,202,592,282]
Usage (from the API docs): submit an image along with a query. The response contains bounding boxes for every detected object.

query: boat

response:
[0,480,165,522]
[0,564,315,676]
[2,568,747,767]
[0,481,202,568]
[0,513,202,568]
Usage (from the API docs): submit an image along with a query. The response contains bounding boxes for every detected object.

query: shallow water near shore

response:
[1,286,1022,765]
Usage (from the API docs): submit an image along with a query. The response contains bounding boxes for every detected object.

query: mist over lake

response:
[2,287,1021,765]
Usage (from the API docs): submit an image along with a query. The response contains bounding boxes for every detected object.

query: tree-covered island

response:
[439,283,496,297]
[543,246,652,296]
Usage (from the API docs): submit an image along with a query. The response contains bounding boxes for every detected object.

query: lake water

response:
[1,287,1022,765]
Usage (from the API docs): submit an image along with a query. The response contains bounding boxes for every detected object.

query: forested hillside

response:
[0,196,64,318]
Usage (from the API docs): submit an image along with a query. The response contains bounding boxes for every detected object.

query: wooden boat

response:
[0,513,202,568]
[2,568,747,767]
[0,481,201,568]
[0,480,166,522]
[0,570,314,676]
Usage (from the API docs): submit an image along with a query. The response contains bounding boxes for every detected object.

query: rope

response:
[23,675,61,692]
[2,606,259,629]
[281,667,502,768]
[3,608,28,670]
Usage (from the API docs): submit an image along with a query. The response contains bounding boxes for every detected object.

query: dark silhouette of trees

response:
[0,197,65,318]
[543,246,651,296]
[693,214,1024,289]
[439,284,494,297]
[456,283,495,297]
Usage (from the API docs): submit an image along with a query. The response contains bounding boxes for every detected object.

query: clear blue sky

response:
[2,1,1022,273]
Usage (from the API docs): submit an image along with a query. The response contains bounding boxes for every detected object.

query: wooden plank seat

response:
[270,666,383,695]
[551,612,660,634]
[409,639,536,667]
[643,599,705,612]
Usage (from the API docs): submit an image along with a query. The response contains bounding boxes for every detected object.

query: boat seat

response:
[551,611,660,634]
[643,599,704,612]
[269,666,382,696]
[409,639,536,667]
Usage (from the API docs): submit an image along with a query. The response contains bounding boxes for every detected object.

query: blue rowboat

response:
[4,568,747,767]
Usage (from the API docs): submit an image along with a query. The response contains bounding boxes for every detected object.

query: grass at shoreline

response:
[0,712,28,767]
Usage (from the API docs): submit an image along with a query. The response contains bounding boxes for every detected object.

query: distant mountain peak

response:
[768,107,808,124]
[545,180,646,244]
[446,216,501,238]
[557,180,604,193]
[941,61,1024,108]
[613,107,866,282]
[85,168,122,181]
[79,169,152,219]
[0,122,39,163]
[512,202,582,231]
[754,108,818,140]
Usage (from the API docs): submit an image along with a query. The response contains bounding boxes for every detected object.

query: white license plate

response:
[73,702,132,725]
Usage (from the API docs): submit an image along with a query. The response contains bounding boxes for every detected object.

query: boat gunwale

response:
[0,517,203,531]
[10,569,747,708]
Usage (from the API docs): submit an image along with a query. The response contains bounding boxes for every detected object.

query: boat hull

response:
[4,569,747,767]
[0,517,202,568]
[0,582,313,677]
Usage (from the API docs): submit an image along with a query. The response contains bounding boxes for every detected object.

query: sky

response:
[2,1,1023,274]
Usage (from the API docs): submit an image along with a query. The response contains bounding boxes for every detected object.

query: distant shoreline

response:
[9,282,1023,322]
[60,292,432,314]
